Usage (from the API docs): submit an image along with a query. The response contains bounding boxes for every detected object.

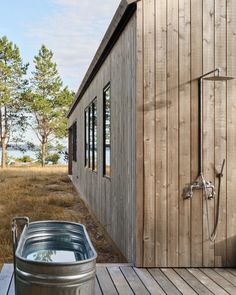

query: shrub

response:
[45,153,60,165]
[16,155,33,163]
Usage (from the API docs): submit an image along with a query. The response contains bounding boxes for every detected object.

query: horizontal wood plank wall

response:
[137,0,236,267]
[68,15,136,263]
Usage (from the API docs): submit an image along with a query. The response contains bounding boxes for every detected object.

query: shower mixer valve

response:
[185,178,215,199]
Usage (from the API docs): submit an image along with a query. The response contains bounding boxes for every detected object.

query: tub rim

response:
[15,220,97,266]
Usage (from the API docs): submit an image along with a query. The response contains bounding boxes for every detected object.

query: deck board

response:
[174,268,212,295]
[161,268,197,295]
[0,264,14,295]
[1,264,236,294]
[133,267,165,294]
[200,268,236,295]
[120,266,149,295]
[187,268,229,295]
[214,268,236,286]
[107,266,134,295]
[148,268,181,295]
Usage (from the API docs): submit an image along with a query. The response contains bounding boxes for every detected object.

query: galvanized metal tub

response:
[12,218,97,295]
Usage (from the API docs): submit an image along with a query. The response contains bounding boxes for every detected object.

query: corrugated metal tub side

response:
[12,219,97,295]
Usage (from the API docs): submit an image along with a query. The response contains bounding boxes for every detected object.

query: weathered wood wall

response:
[136,0,236,267]
[68,14,136,262]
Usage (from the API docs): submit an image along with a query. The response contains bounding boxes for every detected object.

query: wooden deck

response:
[1,264,236,294]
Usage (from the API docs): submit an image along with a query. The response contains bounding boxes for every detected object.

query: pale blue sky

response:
[0,0,120,91]
[0,0,120,144]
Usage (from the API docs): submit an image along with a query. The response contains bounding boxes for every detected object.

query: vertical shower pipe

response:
[198,68,219,175]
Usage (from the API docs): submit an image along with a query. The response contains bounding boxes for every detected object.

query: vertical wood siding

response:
[137,0,236,267]
[68,15,136,262]
[226,0,236,267]
[190,0,203,267]
[155,0,167,267]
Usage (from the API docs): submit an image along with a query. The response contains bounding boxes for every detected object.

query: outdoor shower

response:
[185,68,234,242]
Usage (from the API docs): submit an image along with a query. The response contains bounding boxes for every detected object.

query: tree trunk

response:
[1,138,6,168]
[41,141,46,167]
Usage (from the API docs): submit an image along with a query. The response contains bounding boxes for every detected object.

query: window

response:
[93,99,98,172]
[68,126,73,174]
[85,108,89,167]
[72,121,77,161]
[103,84,111,177]
[84,98,97,171]
[89,104,93,168]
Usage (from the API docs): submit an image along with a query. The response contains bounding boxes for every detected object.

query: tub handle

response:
[12,216,29,248]
[12,216,29,295]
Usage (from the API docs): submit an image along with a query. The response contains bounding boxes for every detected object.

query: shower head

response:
[204,76,234,81]
[199,68,235,81]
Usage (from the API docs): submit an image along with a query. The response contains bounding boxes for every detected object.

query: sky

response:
[0,0,120,145]
[0,0,120,92]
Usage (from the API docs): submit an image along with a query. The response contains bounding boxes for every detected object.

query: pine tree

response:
[28,45,74,166]
[0,36,28,168]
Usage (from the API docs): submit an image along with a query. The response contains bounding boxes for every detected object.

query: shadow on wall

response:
[215,236,236,267]
[139,78,195,112]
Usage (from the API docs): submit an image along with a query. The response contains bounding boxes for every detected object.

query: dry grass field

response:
[0,166,125,270]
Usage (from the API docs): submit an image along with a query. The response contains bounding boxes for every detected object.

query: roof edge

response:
[67,0,138,118]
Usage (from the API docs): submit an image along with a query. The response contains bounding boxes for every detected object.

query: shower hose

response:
[202,159,225,242]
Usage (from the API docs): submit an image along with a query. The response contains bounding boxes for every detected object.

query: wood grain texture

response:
[134,267,166,294]
[0,264,14,295]
[3,264,236,295]
[120,266,150,295]
[167,0,179,267]
[137,0,236,267]
[178,0,191,267]
[108,267,134,295]
[143,0,156,267]
[190,0,203,267]
[68,0,236,267]
[155,0,167,267]
[68,15,136,263]
[202,0,215,267]
[226,0,236,267]
[135,0,144,267]
[161,268,197,295]
[214,0,227,267]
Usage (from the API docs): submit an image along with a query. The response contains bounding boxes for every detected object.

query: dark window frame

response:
[84,108,89,167]
[103,83,111,178]
[72,121,77,162]
[92,99,98,172]
[84,97,97,172]
[89,104,93,169]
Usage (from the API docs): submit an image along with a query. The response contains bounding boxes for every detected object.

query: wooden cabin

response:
[68,0,236,268]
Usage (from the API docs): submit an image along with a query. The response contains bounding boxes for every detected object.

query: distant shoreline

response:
[0,149,67,165]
